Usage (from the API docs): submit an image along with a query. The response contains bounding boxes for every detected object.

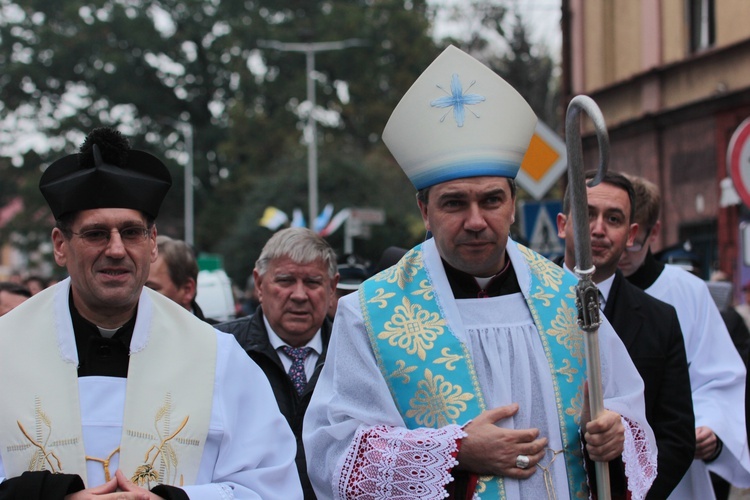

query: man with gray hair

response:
[217,227,339,499]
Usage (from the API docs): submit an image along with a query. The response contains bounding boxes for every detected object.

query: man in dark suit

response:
[556,171,695,498]
[217,227,338,499]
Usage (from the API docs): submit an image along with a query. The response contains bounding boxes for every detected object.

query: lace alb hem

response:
[621,416,657,500]
[336,424,466,499]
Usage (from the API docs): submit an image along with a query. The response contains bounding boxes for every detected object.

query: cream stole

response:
[0,280,216,488]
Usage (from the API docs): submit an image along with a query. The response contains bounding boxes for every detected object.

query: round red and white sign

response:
[728,117,750,208]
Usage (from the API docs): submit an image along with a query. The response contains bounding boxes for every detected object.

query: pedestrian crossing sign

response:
[519,200,564,259]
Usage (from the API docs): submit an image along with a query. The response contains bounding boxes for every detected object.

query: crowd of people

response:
[0,45,748,500]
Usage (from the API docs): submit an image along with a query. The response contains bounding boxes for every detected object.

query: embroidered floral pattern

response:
[368,288,396,309]
[132,463,158,485]
[531,285,555,307]
[406,369,474,427]
[378,249,422,289]
[16,398,69,473]
[411,279,435,301]
[380,297,445,361]
[389,360,418,384]
[520,245,565,291]
[430,74,485,127]
[131,394,189,487]
[434,347,462,371]
[566,382,585,421]
[547,299,585,364]
[557,359,579,383]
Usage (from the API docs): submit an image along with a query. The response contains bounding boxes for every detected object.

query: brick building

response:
[561,0,750,283]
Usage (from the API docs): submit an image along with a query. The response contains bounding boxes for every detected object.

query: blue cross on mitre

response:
[430,73,486,127]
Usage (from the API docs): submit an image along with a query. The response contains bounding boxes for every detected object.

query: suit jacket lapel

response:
[604,272,643,350]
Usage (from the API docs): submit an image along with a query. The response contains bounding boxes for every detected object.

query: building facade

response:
[561,0,750,283]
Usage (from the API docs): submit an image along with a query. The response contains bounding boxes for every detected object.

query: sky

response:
[0,0,563,165]
[429,0,563,60]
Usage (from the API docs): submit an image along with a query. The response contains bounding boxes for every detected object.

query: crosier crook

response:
[565,94,611,500]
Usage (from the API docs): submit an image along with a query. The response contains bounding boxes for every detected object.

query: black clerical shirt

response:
[70,292,136,378]
[442,258,520,299]
[624,250,664,291]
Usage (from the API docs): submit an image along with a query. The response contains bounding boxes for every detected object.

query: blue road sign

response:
[519,200,564,259]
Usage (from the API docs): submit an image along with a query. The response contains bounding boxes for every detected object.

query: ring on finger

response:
[516,454,530,469]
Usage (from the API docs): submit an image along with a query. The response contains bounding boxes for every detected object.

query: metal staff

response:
[565,94,611,500]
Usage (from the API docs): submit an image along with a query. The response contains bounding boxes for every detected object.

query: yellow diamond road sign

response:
[516,120,567,200]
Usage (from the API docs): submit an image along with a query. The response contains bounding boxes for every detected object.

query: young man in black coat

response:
[556,171,695,498]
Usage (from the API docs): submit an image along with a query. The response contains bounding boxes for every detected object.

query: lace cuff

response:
[621,416,657,500]
[336,424,466,499]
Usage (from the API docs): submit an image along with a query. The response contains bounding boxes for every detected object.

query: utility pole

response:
[258,38,367,225]
[182,122,194,247]
[163,120,195,246]
[173,121,195,246]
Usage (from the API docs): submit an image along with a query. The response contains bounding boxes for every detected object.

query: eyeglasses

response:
[626,225,653,253]
[71,226,151,246]
[626,240,646,253]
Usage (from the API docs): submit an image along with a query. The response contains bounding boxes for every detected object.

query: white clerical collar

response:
[596,273,615,306]
[97,326,120,339]
[263,315,323,355]
[472,256,512,289]
[475,276,493,289]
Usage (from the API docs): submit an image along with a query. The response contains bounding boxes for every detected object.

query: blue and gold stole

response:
[360,243,588,499]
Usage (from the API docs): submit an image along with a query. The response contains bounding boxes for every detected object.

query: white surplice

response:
[303,239,656,500]
[643,264,750,499]
[0,282,303,500]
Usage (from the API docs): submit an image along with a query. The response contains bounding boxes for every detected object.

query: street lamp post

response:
[163,120,195,246]
[258,39,367,225]
[181,122,194,247]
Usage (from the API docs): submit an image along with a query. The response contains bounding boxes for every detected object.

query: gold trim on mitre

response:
[382,45,537,190]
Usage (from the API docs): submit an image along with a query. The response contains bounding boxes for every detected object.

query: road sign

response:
[349,207,385,224]
[741,222,750,266]
[343,207,385,254]
[728,117,750,208]
[519,200,564,258]
[516,121,567,201]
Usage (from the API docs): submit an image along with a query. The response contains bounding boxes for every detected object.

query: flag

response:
[319,208,350,237]
[0,197,23,228]
[291,208,306,228]
[259,206,288,230]
[314,203,335,234]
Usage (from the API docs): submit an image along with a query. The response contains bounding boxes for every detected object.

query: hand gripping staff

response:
[565,95,611,500]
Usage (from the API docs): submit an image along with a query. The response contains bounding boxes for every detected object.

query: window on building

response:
[688,0,715,53]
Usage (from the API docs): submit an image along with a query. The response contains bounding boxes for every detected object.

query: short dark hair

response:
[562,170,636,224]
[0,282,31,298]
[156,235,198,287]
[23,275,47,289]
[416,177,517,204]
[625,174,661,229]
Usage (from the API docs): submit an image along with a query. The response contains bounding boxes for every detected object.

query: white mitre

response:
[382,45,538,189]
